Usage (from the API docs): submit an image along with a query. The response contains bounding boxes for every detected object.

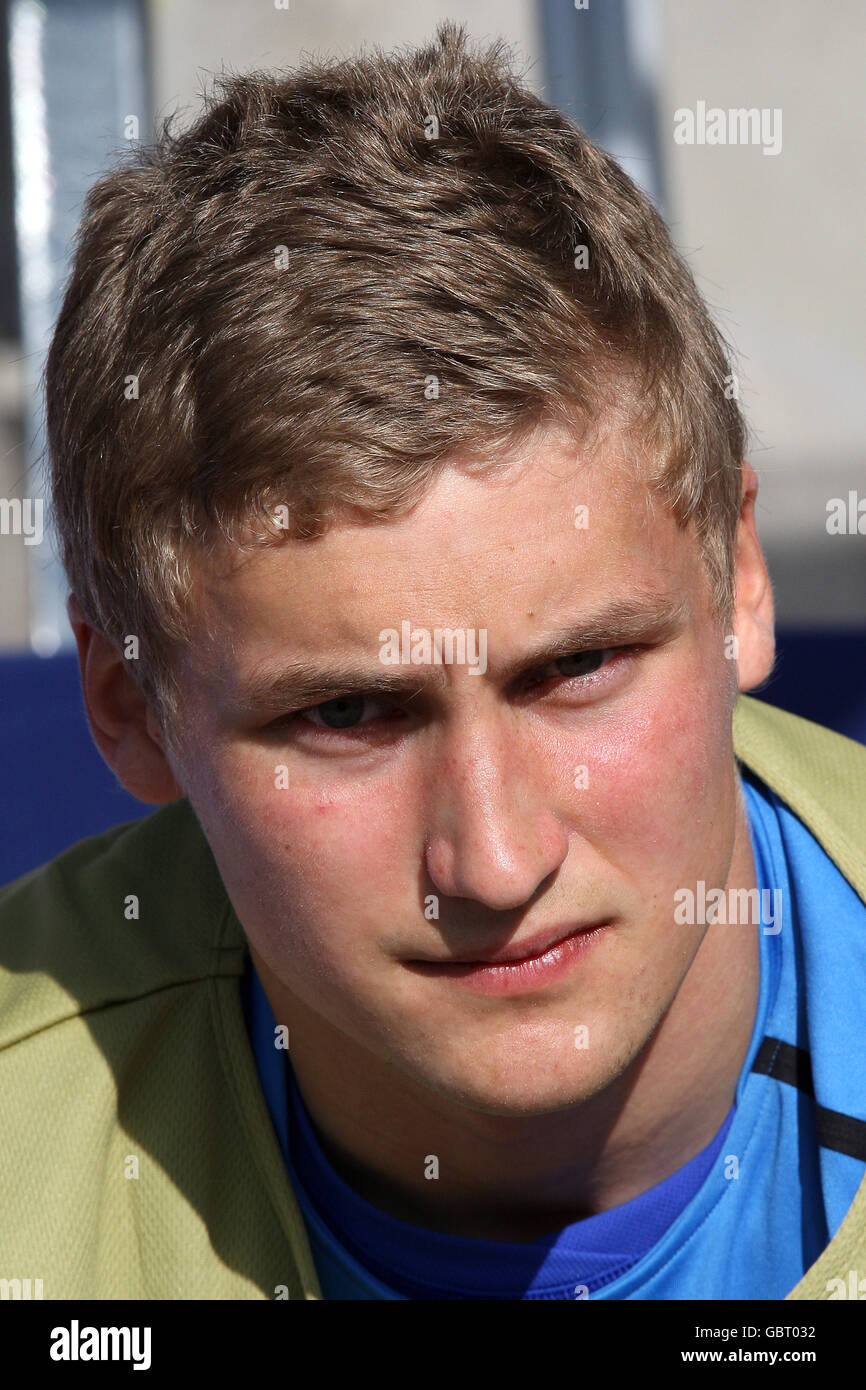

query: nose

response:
[422,711,570,912]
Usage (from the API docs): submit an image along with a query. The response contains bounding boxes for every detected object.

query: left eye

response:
[524,648,613,688]
[553,650,607,677]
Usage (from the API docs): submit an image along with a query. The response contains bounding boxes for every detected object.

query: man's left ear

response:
[731,460,776,692]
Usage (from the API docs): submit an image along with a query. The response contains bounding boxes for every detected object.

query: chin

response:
[454,1078,612,1119]
[412,1049,623,1118]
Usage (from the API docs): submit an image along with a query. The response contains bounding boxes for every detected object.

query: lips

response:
[409,921,608,967]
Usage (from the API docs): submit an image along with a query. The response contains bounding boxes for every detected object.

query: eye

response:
[298,693,395,730]
[522,647,617,691]
[554,650,608,678]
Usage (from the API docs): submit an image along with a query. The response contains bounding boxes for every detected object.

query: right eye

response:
[299,695,367,729]
[296,693,401,732]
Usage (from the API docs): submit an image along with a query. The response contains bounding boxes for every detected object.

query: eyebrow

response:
[230,591,690,717]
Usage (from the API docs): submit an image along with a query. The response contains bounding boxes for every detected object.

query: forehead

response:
[184,431,706,692]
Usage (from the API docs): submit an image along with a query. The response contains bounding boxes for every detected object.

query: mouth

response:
[404,921,612,996]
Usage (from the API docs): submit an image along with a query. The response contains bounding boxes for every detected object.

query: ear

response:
[731,461,776,692]
[66,594,184,804]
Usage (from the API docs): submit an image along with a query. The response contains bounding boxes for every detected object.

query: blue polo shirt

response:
[242,768,866,1298]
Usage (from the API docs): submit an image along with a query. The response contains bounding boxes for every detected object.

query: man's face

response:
[172,428,744,1116]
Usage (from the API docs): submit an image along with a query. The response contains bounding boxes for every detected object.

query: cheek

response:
[568,671,734,883]
[190,752,418,969]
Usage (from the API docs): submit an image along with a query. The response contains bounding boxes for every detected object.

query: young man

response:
[1,24,864,1301]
